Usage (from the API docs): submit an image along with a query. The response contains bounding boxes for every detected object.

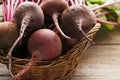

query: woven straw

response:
[0,23,101,80]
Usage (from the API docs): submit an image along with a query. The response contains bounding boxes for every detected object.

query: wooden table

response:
[1,4,120,80]
[71,28,120,80]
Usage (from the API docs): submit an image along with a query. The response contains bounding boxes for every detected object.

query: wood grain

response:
[94,28,120,44]
[0,63,11,80]
[71,45,120,80]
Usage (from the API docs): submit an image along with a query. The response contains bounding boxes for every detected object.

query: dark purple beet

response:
[40,0,70,38]
[7,1,44,58]
[62,38,78,54]
[14,1,44,30]
[12,29,62,80]
[61,5,96,41]
[0,22,18,50]
[28,29,62,60]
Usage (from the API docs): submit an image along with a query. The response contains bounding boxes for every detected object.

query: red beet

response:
[12,29,62,80]
[0,22,18,50]
[61,5,96,41]
[7,1,44,59]
[40,0,70,38]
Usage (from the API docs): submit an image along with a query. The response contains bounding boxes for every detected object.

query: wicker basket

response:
[0,23,101,80]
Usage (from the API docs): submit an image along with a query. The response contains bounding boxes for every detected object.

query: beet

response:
[7,1,44,58]
[0,22,18,50]
[62,38,78,54]
[12,29,62,80]
[61,5,96,41]
[40,0,70,38]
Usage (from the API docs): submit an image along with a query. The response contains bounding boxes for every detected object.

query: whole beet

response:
[12,29,62,80]
[61,5,96,40]
[0,22,18,50]
[40,0,69,38]
[7,1,44,59]
[14,1,44,30]
[28,29,62,60]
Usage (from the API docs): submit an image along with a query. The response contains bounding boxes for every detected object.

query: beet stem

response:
[92,1,120,11]
[96,11,111,17]
[2,0,15,21]
[7,15,30,58]
[11,0,14,21]
[2,0,6,21]
[96,18,119,26]
[37,0,42,5]
[20,0,24,3]
[82,0,86,5]
[52,13,70,39]
[74,0,79,5]
[14,0,19,11]
[70,0,75,6]
[78,0,82,5]
[7,0,10,21]
[12,58,37,80]
[5,0,7,21]
[3,0,7,21]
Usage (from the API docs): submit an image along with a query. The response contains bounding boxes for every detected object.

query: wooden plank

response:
[0,63,9,76]
[0,63,11,80]
[0,77,11,80]
[94,28,120,44]
[71,45,120,80]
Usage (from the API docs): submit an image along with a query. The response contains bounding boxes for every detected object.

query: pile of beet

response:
[0,0,120,80]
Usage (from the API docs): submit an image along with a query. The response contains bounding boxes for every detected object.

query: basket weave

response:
[0,23,101,80]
